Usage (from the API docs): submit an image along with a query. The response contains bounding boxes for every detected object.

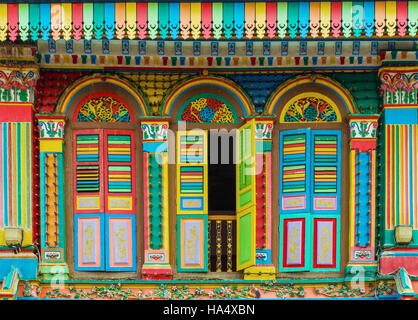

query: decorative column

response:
[36,115,69,280]
[0,62,39,279]
[377,67,418,277]
[140,117,172,280]
[345,115,379,280]
[244,117,276,280]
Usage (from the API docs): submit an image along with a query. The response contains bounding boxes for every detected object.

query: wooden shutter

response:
[279,129,310,214]
[310,130,341,215]
[236,119,256,271]
[310,130,341,271]
[73,130,104,214]
[104,130,136,214]
[177,130,208,272]
[73,130,105,270]
[73,129,137,272]
[278,129,310,271]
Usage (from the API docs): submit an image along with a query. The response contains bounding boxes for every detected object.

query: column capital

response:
[349,114,380,152]
[378,66,418,107]
[36,115,66,140]
[139,117,170,142]
[0,45,40,104]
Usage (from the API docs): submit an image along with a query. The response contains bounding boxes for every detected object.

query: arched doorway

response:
[266,75,357,277]
[57,74,149,279]
[161,75,257,277]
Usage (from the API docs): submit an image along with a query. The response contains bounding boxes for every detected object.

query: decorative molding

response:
[379,67,418,106]
[0,2,416,42]
[0,68,39,103]
[37,117,66,139]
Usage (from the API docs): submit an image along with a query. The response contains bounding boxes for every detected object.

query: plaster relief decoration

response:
[76,95,132,122]
[141,122,168,141]
[0,69,38,103]
[350,120,378,138]
[179,94,237,124]
[379,69,418,105]
[281,94,340,123]
[38,119,65,139]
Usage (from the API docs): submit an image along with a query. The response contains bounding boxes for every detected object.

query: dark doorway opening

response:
[207,131,236,272]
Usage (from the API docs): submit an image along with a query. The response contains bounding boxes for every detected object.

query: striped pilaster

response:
[140,118,172,280]
[36,115,68,280]
[346,114,379,278]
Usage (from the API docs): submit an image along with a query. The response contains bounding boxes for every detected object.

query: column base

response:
[141,264,173,280]
[0,252,38,280]
[379,249,418,276]
[38,263,69,281]
[244,265,276,280]
[345,262,378,281]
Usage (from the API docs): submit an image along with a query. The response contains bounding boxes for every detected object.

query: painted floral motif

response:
[380,71,418,105]
[283,97,338,122]
[82,224,95,262]
[350,120,378,138]
[77,96,131,122]
[115,225,128,261]
[0,70,38,103]
[255,122,273,140]
[38,120,65,139]
[180,97,236,123]
[288,226,301,263]
[141,123,168,141]
[39,280,396,300]
[318,225,332,264]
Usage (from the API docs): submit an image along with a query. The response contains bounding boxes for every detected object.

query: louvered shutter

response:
[104,130,136,214]
[236,119,256,271]
[104,130,136,271]
[310,130,341,271]
[73,130,104,214]
[279,129,310,271]
[311,131,341,215]
[73,130,105,270]
[279,129,310,214]
[177,130,208,272]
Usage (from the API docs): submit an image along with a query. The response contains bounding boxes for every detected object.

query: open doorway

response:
[207,131,237,272]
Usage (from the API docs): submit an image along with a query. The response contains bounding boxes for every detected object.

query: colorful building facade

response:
[0,0,417,300]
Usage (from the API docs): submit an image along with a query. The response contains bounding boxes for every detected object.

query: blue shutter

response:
[279,129,311,214]
[310,130,341,215]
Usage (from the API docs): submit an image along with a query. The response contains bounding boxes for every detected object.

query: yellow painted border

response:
[56,74,149,116]
[161,76,253,116]
[279,92,342,123]
[265,75,357,115]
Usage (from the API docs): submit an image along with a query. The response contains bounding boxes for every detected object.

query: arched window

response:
[267,76,355,275]
[59,75,148,278]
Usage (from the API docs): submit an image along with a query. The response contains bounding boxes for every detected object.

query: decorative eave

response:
[0,1,417,43]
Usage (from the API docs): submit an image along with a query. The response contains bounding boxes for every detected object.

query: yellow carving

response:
[114,225,127,261]
[82,224,95,261]
[185,224,198,262]
[318,225,332,263]
[288,226,301,262]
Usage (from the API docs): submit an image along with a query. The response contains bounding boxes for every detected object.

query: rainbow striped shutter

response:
[177,130,208,272]
[73,130,104,214]
[279,129,311,214]
[73,129,136,272]
[236,119,256,271]
[104,130,136,215]
[104,130,136,271]
[311,130,341,215]
[310,130,340,271]
[73,129,105,271]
